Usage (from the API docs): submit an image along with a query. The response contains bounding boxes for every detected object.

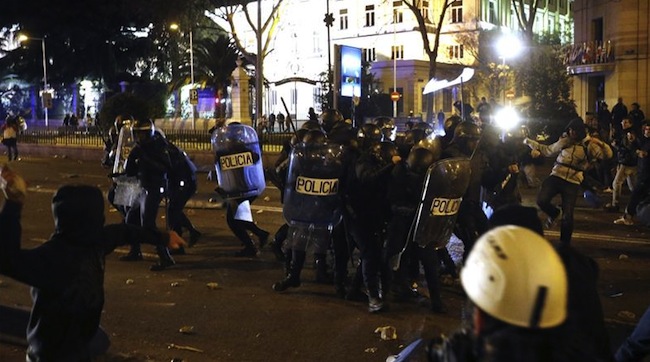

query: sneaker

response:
[603,187,614,194]
[368,297,385,313]
[188,230,202,247]
[544,209,562,229]
[614,215,634,225]
[604,203,620,213]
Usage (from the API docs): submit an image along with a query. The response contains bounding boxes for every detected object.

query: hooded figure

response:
[0,173,181,362]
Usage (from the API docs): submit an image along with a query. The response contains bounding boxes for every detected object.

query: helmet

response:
[291,129,310,147]
[320,109,344,133]
[373,116,396,141]
[358,123,383,143]
[444,115,462,136]
[460,225,568,329]
[328,121,355,146]
[301,120,323,131]
[412,122,434,136]
[132,119,155,137]
[406,147,436,175]
[412,137,442,163]
[379,141,399,164]
[504,125,530,142]
[453,121,481,142]
[302,129,327,145]
[114,114,133,131]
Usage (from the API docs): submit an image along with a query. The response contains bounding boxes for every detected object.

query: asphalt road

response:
[0,155,649,362]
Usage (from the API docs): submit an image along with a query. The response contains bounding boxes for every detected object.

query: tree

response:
[515,34,577,139]
[401,0,455,122]
[512,0,541,41]
[206,0,285,124]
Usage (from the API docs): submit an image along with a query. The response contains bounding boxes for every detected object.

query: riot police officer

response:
[166,142,201,250]
[273,129,347,292]
[212,120,269,257]
[346,138,401,312]
[123,119,175,270]
[442,121,502,260]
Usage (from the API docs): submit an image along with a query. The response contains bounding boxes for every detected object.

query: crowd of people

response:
[1,103,649,361]
[583,98,650,227]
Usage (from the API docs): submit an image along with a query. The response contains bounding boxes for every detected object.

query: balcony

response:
[563,40,616,75]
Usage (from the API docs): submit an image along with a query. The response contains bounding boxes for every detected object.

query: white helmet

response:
[460,225,567,329]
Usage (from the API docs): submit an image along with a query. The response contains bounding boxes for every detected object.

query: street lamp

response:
[495,33,522,105]
[170,23,196,130]
[18,34,50,127]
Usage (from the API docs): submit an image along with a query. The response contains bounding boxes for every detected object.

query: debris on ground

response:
[375,326,397,340]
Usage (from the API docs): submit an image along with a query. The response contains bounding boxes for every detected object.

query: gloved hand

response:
[0,164,27,204]
[522,137,533,146]
[167,230,188,250]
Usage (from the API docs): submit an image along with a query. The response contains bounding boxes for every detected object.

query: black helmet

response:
[403,129,428,146]
[453,121,481,142]
[132,118,155,137]
[301,120,323,131]
[373,116,396,140]
[291,129,310,147]
[412,122,434,136]
[504,125,530,142]
[444,115,462,136]
[114,114,133,130]
[320,109,343,133]
[406,147,436,175]
[379,141,399,164]
[358,123,383,143]
[302,129,327,145]
[413,137,442,163]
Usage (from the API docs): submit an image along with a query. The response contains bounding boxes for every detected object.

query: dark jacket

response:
[0,185,169,361]
[125,133,172,190]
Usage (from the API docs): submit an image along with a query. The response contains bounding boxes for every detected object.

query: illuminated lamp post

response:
[495,32,522,105]
[18,34,49,127]
[170,23,196,129]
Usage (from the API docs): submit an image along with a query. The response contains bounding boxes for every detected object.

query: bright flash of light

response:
[494,107,520,131]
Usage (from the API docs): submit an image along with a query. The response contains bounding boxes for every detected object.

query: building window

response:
[339,9,348,30]
[365,5,375,27]
[488,0,497,24]
[448,44,464,59]
[451,1,463,23]
[391,45,404,60]
[420,0,430,22]
[393,1,403,23]
[313,88,321,108]
[363,47,376,63]
[443,89,452,112]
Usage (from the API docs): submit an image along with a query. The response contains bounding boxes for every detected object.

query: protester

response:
[0,165,185,361]
[524,118,613,245]
[2,114,20,161]
[615,123,650,225]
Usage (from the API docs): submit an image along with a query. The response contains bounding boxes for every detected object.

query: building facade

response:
[215,0,572,121]
[568,0,650,118]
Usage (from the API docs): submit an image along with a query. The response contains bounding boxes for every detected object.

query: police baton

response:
[280,97,298,134]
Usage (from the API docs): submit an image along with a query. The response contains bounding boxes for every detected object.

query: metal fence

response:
[18,126,292,153]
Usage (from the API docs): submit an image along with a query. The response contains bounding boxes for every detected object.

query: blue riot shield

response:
[212,123,266,199]
[282,142,346,230]
[411,157,471,248]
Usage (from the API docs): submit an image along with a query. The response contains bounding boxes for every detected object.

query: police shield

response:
[282,142,346,230]
[212,123,265,199]
[111,124,143,206]
[411,157,471,248]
